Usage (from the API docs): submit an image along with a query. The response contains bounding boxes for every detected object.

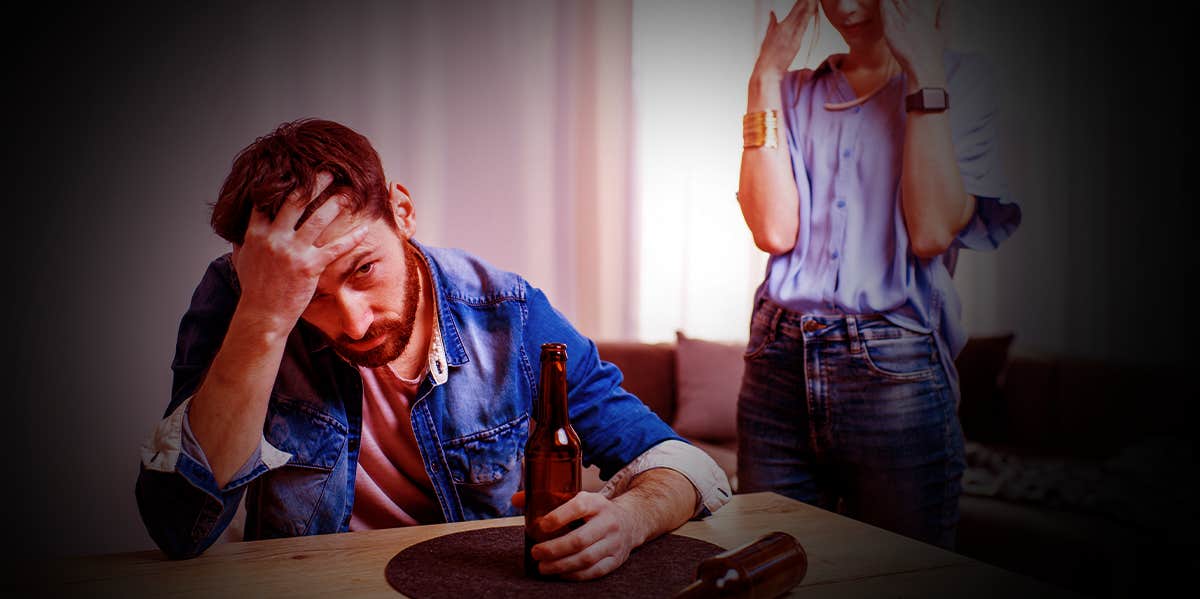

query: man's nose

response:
[335,292,374,340]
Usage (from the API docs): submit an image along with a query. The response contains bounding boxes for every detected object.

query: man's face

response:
[300,206,421,368]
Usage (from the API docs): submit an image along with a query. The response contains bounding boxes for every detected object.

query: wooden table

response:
[30,492,1076,598]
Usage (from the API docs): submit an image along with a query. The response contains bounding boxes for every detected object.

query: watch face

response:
[920,88,948,110]
[907,88,949,112]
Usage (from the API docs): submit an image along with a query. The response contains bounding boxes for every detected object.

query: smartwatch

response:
[905,87,949,113]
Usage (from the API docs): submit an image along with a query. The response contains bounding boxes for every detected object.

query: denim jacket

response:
[136,240,683,559]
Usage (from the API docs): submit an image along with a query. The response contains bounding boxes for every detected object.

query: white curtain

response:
[354,0,638,341]
[632,0,849,343]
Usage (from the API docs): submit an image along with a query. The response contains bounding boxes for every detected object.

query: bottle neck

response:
[536,359,569,427]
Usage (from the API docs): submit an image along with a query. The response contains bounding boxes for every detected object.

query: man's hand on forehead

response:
[290,173,354,233]
[230,171,370,332]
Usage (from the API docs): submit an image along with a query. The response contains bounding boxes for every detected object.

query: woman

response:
[736,0,1019,549]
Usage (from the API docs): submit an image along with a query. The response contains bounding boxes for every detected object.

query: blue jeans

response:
[736,299,965,549]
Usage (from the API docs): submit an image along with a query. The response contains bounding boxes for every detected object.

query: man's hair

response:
[211,118,391,244]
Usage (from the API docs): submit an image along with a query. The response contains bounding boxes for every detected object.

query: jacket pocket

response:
[442,413,527,519]
[263,394,346,470]
[443,413,528,485]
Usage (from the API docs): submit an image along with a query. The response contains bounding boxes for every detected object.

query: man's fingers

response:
[537,492,597,534]
[295,192,348,246]
[511,491,525,509]
[532,516,605,561]
[271,187,306,231]
[318,225,369,264]
[538,537,609,576]
[561,556,621,581]
[244,205,273,239]
[273,171,334,231]
[526,494,633,580]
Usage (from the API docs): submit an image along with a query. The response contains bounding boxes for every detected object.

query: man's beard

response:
[330,245,423,368]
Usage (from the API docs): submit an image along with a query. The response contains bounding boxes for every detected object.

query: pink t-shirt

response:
[349,363,443,530]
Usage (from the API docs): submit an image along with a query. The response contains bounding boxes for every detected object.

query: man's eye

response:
[357,262,375,276]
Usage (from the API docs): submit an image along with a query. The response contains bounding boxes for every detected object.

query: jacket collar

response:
[410,238,470,369]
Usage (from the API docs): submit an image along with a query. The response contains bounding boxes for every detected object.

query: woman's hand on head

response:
[881,0,947,89]
[753,0,817,81]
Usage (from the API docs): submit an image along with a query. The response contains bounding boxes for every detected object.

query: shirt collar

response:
[425,299,449,385]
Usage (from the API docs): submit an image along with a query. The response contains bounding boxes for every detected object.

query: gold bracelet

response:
[742,110,778,149]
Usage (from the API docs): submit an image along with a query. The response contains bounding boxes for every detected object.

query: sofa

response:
[594,334,1196,598]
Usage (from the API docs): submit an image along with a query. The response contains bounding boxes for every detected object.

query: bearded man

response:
[135,119,730,580]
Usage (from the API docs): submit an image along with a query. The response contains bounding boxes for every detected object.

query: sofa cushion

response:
[671,331,743,444]
[596,341,677,424]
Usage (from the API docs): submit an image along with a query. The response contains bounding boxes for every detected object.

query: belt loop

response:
[846,314,862,354]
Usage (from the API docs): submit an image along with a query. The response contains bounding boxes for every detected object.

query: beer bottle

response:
[523,342,582,578]
[673,532,808,598]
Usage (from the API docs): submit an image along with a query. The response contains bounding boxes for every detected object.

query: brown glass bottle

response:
[673,532,808,598]
[523,342,582,579]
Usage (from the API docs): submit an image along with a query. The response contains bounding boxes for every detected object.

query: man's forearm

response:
[611,467,697,547]
[187,305,292,488]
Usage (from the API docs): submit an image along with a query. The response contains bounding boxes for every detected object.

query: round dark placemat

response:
[384,525,723,598]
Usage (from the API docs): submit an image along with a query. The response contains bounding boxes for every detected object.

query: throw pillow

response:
[672,331,744,443]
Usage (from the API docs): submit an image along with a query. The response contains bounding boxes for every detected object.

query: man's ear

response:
[389,181,416,238]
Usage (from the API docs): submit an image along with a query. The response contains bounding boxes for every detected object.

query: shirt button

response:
[853,106,862,114]
[842,149,852,158]
[803,320,822,333]
[831,251,839,259]
[837,200,846,208]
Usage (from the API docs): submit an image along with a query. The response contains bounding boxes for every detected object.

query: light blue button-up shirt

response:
[760,50,1021,376]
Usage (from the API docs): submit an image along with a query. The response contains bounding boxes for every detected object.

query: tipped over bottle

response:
[674,532,808,598]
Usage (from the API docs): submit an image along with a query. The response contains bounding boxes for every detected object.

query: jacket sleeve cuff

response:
[140,396,293,499]
[598,439,732,518]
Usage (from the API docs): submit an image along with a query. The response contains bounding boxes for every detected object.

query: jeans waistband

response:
[752,297,921,345]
